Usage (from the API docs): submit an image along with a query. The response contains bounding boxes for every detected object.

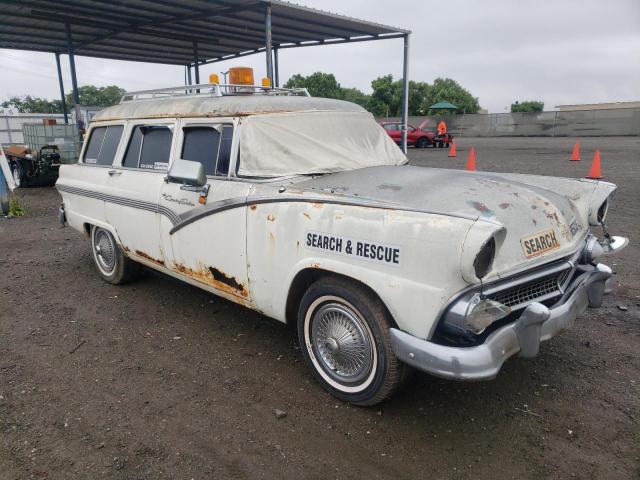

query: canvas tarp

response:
[238,111,407,177]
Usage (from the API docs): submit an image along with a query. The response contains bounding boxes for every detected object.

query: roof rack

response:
[120,83,310,103]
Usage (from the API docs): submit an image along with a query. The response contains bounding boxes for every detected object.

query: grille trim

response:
[487,267,572,310]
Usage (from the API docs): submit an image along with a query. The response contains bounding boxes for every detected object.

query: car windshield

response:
[238,111,407,177]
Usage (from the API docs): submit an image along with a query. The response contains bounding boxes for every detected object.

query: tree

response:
[284,72,342,99]
[425,78,480,114]
[511,100,544,113]
[1,95,63,113]
[65,85,126,107]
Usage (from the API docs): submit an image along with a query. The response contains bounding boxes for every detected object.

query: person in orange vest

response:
[437,119,447,136]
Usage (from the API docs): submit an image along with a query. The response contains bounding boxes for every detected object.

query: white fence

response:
[0,113,68,145]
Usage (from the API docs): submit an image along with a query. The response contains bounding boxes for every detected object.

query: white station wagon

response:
[57,78,628,405]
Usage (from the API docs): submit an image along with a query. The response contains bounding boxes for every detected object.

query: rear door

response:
[57,122,125,230]
[104,119,177,264]
[158,118,252,301]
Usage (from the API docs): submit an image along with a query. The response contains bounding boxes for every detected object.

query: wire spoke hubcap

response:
[311,302,373,385]
[94,230,115,273]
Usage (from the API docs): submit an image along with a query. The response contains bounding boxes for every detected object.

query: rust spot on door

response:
[135,250,165,266]
[267,213,276,222]
[499,203,511,209]
[173,263,249,299]
[311,202,323,209]
[250,204,257,211]
[302,212,311,220]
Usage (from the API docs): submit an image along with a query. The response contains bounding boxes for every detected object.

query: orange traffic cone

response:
[466,147,476,171]
[448,142,457,158]
[586,150,603,179]
[570,141,580,161]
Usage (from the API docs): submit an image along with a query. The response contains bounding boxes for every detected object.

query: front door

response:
[105,120,176,265]
[158,119,252,302]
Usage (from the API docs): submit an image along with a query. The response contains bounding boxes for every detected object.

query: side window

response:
[123,125,173,171]
[83,125,124,165]
[181,124,234,176]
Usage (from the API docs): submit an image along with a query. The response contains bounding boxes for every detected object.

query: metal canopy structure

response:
[0,0,412,151]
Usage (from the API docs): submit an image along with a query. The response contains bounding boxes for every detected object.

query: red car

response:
[380,121,453,148]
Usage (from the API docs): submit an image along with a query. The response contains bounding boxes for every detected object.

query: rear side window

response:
[84,125,123,165]
[123,125,173,170]
[181,124,233,176]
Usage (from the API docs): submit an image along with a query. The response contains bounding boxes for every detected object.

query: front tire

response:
[90,226,139,284]
[10,163,23,188]
[297,276,404,405]
[417,137,429,149]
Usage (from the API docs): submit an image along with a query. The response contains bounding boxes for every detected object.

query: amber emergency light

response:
[229,67,254,85]
[261,77,271,87]
[208,73,220,84]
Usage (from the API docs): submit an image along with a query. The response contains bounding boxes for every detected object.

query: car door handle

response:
[108,170,122,176]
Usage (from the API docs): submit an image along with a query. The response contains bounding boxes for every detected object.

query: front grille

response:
[488,268,572,309]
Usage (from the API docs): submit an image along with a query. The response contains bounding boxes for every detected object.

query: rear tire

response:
[90,226,139,284]
[297,276,405,406]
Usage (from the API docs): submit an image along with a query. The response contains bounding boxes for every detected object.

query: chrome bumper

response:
[390,263,612,381]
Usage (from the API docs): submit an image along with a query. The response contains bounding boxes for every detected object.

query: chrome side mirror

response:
[167,159,206,188]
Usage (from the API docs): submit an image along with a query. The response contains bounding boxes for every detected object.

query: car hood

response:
[296,165,616,277]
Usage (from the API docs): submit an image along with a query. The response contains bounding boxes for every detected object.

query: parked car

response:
[380,121,454,148]
[57,77,628,405]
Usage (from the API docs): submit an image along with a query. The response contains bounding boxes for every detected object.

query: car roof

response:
[92,95,367,122]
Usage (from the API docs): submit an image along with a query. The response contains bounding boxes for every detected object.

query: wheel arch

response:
[284,267,399,331]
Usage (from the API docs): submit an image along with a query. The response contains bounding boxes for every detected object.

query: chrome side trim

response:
[56,184,181,226]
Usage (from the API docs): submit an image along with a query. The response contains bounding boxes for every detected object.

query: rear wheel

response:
[297,276,405,405]
[90,226,139,284]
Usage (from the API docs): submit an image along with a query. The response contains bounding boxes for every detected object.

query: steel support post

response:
[273,47,280,87]
[55,53,69,124]
[265,5,274,83]
[193,41,200,84]
[65,23,80,125]
[400,34,410,154]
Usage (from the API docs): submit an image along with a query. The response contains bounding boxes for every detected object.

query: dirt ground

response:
[1,137,638,480]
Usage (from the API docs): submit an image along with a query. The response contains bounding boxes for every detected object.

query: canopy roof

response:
[429,101,458,110]
[1,0,409,66]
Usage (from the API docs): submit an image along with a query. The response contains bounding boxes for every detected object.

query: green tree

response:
[1,95,62,113]
[284,72,342,99]
[65,85,126,107]
[425,78,480,114]
[511,100,544,113]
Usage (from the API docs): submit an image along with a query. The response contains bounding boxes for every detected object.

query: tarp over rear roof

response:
[0,0,409,66]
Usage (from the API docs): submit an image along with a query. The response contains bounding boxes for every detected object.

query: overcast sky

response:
[1,0,639,113]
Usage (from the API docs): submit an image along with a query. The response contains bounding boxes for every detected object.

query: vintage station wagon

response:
[57,75,628,405]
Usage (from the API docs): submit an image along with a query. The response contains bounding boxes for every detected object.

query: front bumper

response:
[390,263,612,381]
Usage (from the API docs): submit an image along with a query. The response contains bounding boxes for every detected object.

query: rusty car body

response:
[56,81,628,405]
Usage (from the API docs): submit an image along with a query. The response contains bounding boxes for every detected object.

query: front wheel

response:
[417,137,429,149]
[10,163,23,188]
[297,276,405,405]
[90,226,139,284]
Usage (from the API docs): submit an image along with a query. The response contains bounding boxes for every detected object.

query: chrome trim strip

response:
[56,184,181,226]
[169,194,483,235]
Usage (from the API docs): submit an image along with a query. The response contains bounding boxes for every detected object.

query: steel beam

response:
[265,5,273,83]
[274,47,279,87]
[65,23,80,115]
[400,34,410,154]
[54,53,68,124]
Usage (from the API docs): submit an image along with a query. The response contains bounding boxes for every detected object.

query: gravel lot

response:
[1,137,638,479]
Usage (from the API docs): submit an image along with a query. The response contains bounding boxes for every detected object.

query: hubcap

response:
[94,229,115,273]
[311,302,373,385]
[12,168,20,187]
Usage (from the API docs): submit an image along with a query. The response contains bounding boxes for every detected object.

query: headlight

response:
[441,292,511,336]
[597,199,608,224]
[473,237,496,279]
